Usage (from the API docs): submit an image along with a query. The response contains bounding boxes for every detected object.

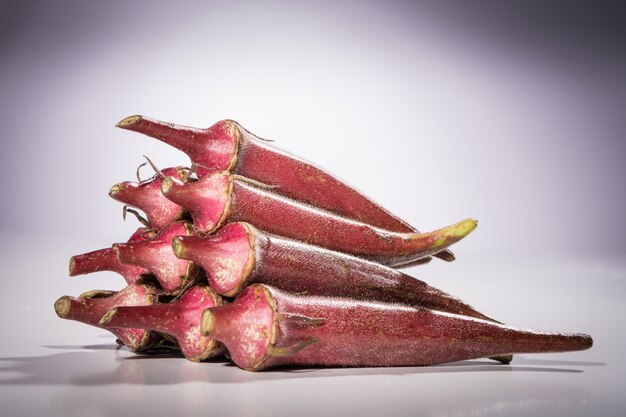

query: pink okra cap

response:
[99,285,223,362]
[109,166,189,229]
[113,221,200,293]
[69,228,152,284]
[54,283,162,351]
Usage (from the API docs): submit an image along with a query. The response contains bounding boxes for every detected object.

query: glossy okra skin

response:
[201,284,593,371]
[161,173,475,267]
[54,283,162,351]
[173,222,494,322]
[69,228,152,284]
[99,285,223,362]
[109,167,189,230]
[113,221,201,294]
[116,115,454,262]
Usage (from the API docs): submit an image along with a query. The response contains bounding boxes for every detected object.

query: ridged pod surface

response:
[173,222,491,320]
[161,173,476,267]
[201,284,593,371]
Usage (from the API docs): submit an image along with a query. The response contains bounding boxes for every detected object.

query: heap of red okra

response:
[55,116,592,371]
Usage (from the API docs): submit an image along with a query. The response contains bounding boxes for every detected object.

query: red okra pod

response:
[54,283,162,351]
[172,222,493,321]
[200,284,593,371]
[69,228,152,284]
[113,221,200,294]
[99,285,223,362]
[116,115,454,262]
[109,167,189,230]
[161,173,475,266]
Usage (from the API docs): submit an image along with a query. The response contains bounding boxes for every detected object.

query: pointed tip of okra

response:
[200,309,215,336]
[433,218,478,249]
[434,250,456,262]
[580,334,594,349]
[450,218,477,236]
[98,308,119,326]
[116,115,142,129]
[490,354,513,364]
[54,296,71,318]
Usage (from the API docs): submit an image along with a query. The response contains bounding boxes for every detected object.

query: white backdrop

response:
[1,0,624,257]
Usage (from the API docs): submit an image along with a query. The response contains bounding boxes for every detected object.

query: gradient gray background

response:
[1,1,625,416]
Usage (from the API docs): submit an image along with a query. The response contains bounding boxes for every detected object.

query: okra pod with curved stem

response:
[200,284,593,371]
[172,222,492,320]
[161,172,476,267]
[54,283,162,351]
[99,285,224,362]
[116,115,454,262]
[113,221,201,293]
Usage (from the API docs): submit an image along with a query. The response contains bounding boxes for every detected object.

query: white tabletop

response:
[1,235,622,417]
